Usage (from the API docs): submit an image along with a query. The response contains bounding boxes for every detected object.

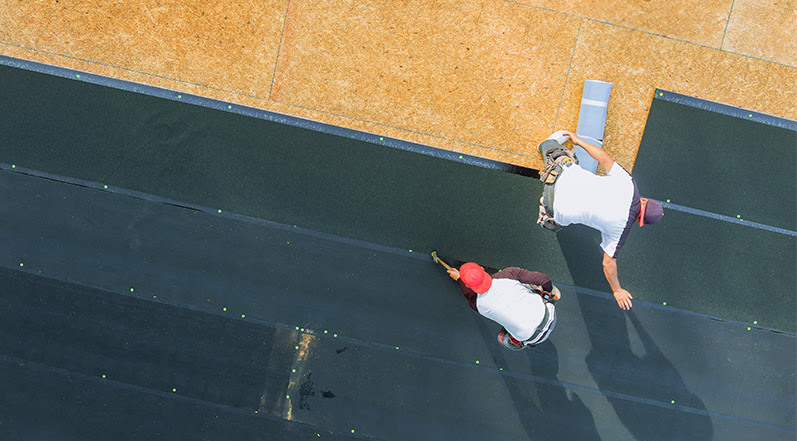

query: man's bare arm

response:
[563,131,615,172]
[602,252,633,310]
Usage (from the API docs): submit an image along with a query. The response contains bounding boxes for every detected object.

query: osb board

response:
[0,0,288,96]
[1,0,795,172]
[271,0,580,167]
[723,0,797,66]
[512,0,735,48]
[558,20,797,171]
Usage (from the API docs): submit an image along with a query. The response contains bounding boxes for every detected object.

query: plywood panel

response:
[0,0,288,96]
[513,0,734,48]
[272,0,581,157]
[723,0,797,66]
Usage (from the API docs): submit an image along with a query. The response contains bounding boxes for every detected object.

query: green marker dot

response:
[351,430,355,434]
[324,330,328,334]
[223,307,227,311]
[499,368,504,371]
[663,302,667,306]
[76,74,81,78]
[475,360,480,364]
[459,155,463,159]
[130,288,134,292]
[286,394,290,399]
[671,400,675,404]
[19,263,23,267]
[736,214,741,218]
[379,137,384,141]
[395,346,399,350]
[241,314,245,318]
[177,95,182,99]
[408,249,413,253]
[295,345,299,350]
[659,92,663,97]
[292,369,296,373]
[666,199,671,203]
[102,374,106,379]
[104,185,108,189]
[753,320,758,325]
[747,327,751,331]
[172,388,177,392]
[218,209,222,214]
[254,410,258,414]
[11,165,16,168]
[748,113,753,118]
[333,333,338,337]
[153,295,157,299]
[301,328,305,332]
[295,326,300,330]
[227,105,232,109]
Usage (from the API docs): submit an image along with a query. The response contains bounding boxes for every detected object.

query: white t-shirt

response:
[476,278,545,341]
[553,162,634,257]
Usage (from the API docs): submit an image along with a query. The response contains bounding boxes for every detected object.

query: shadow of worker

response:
[557,225,713,440]
[476,308,601,440]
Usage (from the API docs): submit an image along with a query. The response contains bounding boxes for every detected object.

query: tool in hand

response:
[431,251,453,271]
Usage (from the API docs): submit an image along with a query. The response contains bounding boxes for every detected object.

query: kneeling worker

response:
[433,253,560,351]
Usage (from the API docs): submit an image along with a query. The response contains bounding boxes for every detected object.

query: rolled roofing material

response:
[574,80,613,173]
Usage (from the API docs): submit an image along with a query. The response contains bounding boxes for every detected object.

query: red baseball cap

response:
[459,262,493,294]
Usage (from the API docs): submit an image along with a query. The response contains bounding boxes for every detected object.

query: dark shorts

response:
[614,179,641,258]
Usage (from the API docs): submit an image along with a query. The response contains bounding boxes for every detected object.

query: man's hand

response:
[447,268,460,281]
[562,130,580,145]
[562,130,615,171]
[613,288,633,310]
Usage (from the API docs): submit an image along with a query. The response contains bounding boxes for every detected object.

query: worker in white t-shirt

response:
[536,130,663,310]
[444,261,560,351]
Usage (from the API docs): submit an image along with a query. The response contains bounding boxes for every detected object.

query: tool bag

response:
[539,146,577,185]
[536,146,576,231]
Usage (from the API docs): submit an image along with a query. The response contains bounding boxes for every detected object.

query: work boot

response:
[551,285,561,301]
[497,329,524,351]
